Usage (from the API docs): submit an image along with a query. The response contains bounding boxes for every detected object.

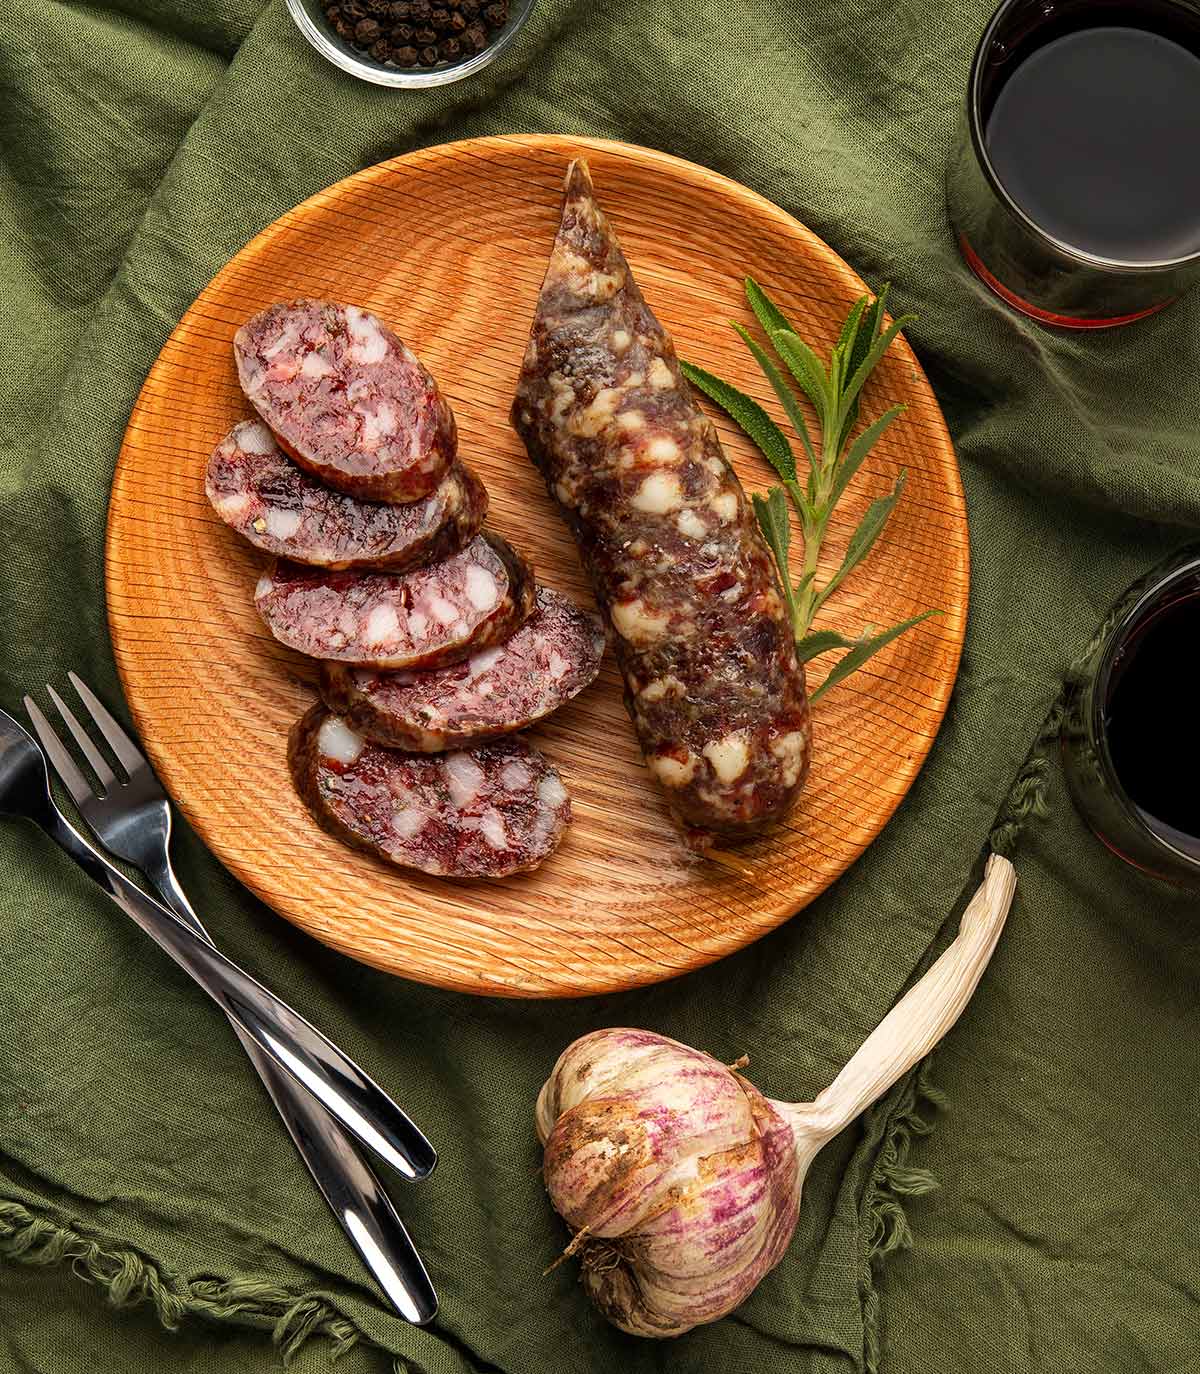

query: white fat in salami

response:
[205,420,487,570]
[289,706,571,878]
[319,587,606,750]
[235,299,456,503]
[511,161,811,847]
[254,532,536,670]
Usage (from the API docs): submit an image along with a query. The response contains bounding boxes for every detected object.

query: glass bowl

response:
[286,0,536,88]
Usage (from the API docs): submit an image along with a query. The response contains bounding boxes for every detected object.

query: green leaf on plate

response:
[794,628,859,664]
[828,405,905,510]
[733,323,814,480]
[680,360,796,483]
[745,276,795,339]
[810,610,940,703]
[815,470,907,612]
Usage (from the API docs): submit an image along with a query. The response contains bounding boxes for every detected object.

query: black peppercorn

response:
[369,37,393,58]
[410,0,432,21]
[414,24,437,43]
[460,0,480,20]
[388,0,411,15]
[326,4,342,22]
[447,11,466,31]
[343,0,366,18]
[463,19,487,49]
[391,21,414,41]
[430,7,451,29]
[395,43,419,63]
[439,35,462,59]
[419,43,439,64]
[482,2,506,26]
[354,16,381,42]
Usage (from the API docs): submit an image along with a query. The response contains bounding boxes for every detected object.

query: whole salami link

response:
[319,586,606,750]
[511,161,811,846]
[206,419,487,570]
[255,531,537,670]
[235,299,456,503]
[289,706,571,878]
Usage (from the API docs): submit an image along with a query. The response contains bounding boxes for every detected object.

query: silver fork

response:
[26,672,438,1326]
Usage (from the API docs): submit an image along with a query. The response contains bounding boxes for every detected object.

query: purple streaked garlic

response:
[535,854,1016,1337]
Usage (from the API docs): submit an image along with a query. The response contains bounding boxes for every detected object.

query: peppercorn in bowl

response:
[286,0,534,85]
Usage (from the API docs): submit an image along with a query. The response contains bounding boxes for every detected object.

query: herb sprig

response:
[681,280,937,703]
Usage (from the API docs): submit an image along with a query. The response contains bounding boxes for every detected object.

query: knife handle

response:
[40,803,436,1183]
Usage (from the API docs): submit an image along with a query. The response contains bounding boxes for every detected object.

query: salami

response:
[206,420,487,570]
[235,299,456,502]
[511,161,811,846]
[254,532,537,670]
[319,586,606,750]
[289,706,571,877]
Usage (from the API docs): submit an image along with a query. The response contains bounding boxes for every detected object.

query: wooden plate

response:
[107,135,967,999]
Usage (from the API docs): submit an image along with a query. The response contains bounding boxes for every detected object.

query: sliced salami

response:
[319,587,607,750]
[205,420,487,570]
[289,706,571,878]
[254,531,537,670]
[235,299,456,503]
[511,161,811,847]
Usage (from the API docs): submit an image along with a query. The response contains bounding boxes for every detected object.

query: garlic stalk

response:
[535,854,1016,1337]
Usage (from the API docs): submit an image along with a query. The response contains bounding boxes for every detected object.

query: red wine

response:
[1105,593,1200,842]
[985,24,1200,263]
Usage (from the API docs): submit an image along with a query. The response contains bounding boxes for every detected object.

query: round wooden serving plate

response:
[107,134,968,999]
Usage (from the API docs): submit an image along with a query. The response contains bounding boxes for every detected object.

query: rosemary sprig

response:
[681,280,938,700]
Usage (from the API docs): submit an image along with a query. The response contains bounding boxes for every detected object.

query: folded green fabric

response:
[3,1,1198,1371]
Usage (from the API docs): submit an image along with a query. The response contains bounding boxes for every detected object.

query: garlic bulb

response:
[536,854,1016,1337]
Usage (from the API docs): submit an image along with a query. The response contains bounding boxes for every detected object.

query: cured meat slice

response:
[319,586,606,750]
[253,531,534,671]
[205,420,487,570]
[289,706,571,878]
[254,532,537,670]
[511,161,811,846]
[235,299,456,502]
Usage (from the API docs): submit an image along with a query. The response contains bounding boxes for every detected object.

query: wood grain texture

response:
[106,135,969,999]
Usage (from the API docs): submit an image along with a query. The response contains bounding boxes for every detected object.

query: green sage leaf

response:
[752,487,792,571]
[815,470,907,611]
[769,329,831,421]
[680,361,795,482]
[828,405,905,510]
[836,294,870,360]
[745,276,794,339]
[733,323,816,480]
[838,285,898,451]
[839,312,916,427]
[810,610,940,703]
[794,628,858,664]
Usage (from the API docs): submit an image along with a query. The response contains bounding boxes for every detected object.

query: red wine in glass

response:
[949,0,1200,326]
[1104,592,1200,854]
[985,24,1200,264]
[1062,547,1200,885]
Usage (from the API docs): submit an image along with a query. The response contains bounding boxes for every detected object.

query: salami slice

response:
[511,161,811,846]
[205,420,487,570]
[319,587,607,750]
[254,531,537,670]
[289,706,571,878]
[235,299,456,502]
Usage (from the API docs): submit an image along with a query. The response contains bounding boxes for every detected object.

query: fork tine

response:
[24,695,95,807]
[46,684,119,791]
[68,671,148,777]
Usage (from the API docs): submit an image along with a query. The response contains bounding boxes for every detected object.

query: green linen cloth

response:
[3,1,1199,1370]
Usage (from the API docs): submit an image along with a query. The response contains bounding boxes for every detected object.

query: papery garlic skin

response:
[536,855,1018,1338]
[535,1029,821,1336]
